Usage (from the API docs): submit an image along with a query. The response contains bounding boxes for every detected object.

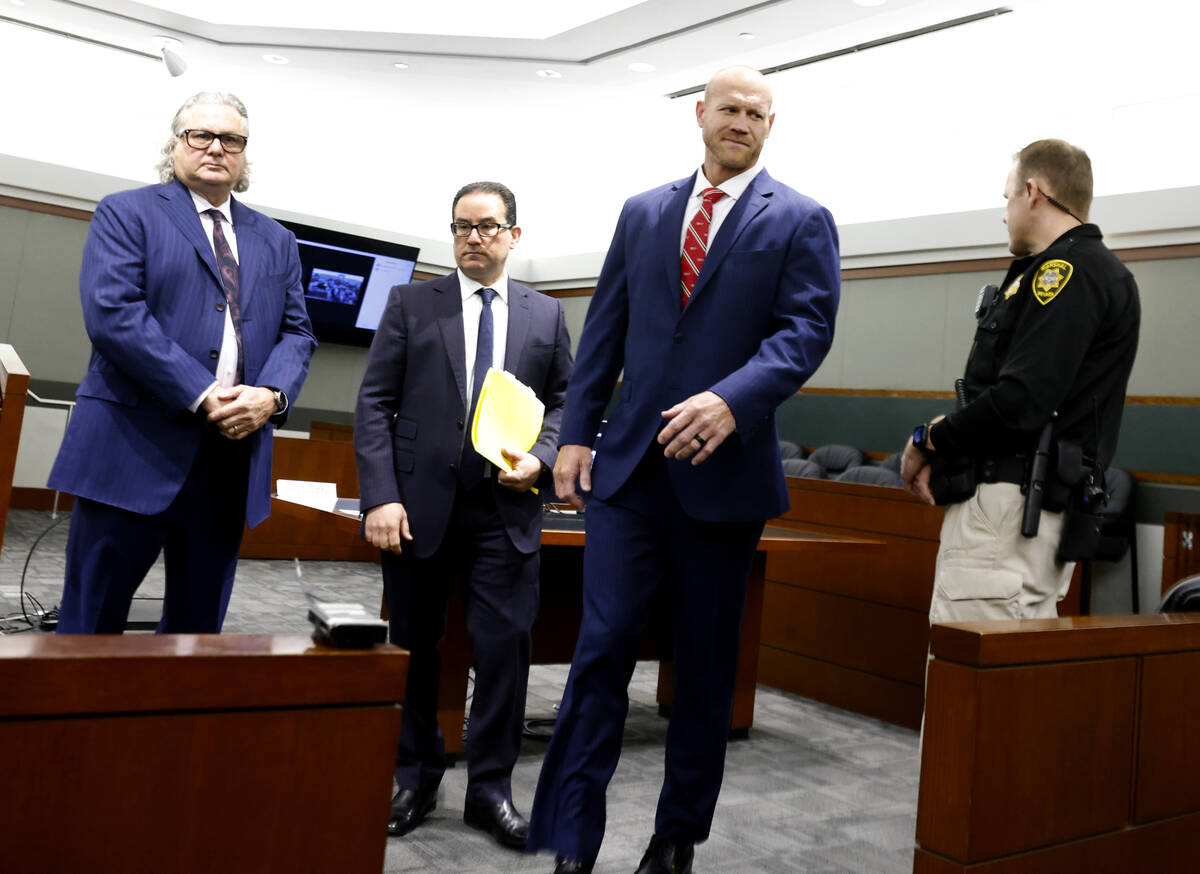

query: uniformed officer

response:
[900,139,1140,623]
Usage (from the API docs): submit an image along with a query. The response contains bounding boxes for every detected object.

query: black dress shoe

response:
[463,796,529,849]
[633,834,694,874]
[553,857,594,874]
[387,787,437,836]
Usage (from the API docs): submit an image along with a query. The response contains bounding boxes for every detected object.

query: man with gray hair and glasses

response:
[49,91,315,634]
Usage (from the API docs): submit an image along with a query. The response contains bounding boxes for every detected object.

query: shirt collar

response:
[457,268,509,304]
[189,188,233,225]
[689,163,763,202]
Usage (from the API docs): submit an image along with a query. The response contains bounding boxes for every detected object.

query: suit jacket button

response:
[209,349,219,359]
[457,421,464,429]
[449,463,456,471]
[216,302,226,312]
[674,333,684,343]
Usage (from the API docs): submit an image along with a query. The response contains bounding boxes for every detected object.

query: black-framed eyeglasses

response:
[179,129,249,153]
[450,220,512,238]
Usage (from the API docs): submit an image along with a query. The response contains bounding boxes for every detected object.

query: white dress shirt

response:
[678,163,764,254]
[189,189,240,411]
[457,268,509,405]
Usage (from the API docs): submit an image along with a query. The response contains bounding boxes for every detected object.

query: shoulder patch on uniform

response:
[1033,259,1073,305]
[1003,278,1021,299]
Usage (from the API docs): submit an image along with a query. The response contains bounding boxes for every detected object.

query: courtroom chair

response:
[778,440,804,460]
[1079,466,1138,615]
[782,457,825,479]
[836,464,901,488]
[879,451,903,473]
[807,444,864,478]
[1159,574,1200,612]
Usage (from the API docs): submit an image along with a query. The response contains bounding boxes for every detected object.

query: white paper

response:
[276,479,339,512]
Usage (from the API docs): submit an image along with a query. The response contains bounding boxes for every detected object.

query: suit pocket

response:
[77,366,141,407]
[393,416,417,439]
[393,448,415,473]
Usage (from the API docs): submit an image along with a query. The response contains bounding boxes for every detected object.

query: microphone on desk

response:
[296,557,388,648]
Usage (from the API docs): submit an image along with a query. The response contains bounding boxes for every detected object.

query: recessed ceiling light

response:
[853,0,887,6]
[738,32,756,40]
[393,62,409,70]
[262,54,290,65]
[628,62,656,73]
[536,69,562,78]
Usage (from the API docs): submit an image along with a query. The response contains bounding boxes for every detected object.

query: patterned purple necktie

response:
[204,209,244,384]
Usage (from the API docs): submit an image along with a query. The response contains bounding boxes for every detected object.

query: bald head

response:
[696,66,775,186]
[703,65,773,110]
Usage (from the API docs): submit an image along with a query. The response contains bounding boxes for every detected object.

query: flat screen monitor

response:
[278,219,420,347]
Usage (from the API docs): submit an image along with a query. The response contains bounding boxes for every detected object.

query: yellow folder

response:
[470,367,545,475]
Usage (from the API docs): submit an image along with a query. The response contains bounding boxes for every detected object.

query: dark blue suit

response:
[354,272,572,803]
[49,180,315,633]
[528,169,840,861]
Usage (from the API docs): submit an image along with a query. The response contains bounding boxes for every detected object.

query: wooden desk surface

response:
[930,612,1200,667]
[0,633,408,717]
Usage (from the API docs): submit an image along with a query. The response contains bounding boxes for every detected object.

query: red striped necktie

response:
[680,186,727,309]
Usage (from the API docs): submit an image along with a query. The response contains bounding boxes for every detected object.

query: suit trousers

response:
[57,428,251,634]
[527,445,764,863]
[382,480,540,803]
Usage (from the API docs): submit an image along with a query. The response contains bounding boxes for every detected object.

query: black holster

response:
[1054,440,1106,562]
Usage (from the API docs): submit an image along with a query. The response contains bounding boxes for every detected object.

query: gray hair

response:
[156,91,252,192]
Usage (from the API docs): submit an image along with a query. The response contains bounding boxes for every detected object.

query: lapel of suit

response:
[659,174,696,305]
[687,169,773,305]
[504,281,532,374]
[433,272,469,409]
[158,181,222,293]
[229,197,261,313]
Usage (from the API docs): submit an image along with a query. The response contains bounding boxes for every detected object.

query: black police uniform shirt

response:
[931,224,1140,467]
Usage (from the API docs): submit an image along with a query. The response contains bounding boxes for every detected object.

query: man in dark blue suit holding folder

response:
[354,182,572,849]
[49,92,315,635]
[528,67,841,874]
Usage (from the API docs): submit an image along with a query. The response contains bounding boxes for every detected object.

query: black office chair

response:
[1079,467,1138,615]
[836,465,901,488]
[807,444,864,478]
[778,440,804,460]
[1159,574,1200,612]
[782,457,824,479]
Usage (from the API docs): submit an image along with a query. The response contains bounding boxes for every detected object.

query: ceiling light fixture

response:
[536,69,561,78]
[628,62,656,73]
[262,53,289,65]
[853,0,888,6]
[393,62,409,70]
[152,35,187,78]
[739,32,756,40]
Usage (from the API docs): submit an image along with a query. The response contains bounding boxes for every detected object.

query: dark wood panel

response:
[930,614,1200,667]
[757,646,923,729]
[913,810,1200,874]
[270,434,360,496]
[964,659,1137,862]
[767,536,937,611]
[780,479,945,541]
[916,660,978,863]
[761,581,929,685]
[0,634,406,716]
[0,706,398,874]
[1136,651,1200,822]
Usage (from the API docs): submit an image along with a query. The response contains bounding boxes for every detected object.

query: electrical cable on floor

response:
[0,513,67,633]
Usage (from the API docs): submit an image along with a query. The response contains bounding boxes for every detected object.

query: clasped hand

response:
[203,384,276,440]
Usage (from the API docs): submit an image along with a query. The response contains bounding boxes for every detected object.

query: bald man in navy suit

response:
[528,67,841,874]
[50,91,315,635]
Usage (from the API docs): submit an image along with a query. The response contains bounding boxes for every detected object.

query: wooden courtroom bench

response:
[0,634,409,874]
[0,343,30,557]
[914,613,1200,873]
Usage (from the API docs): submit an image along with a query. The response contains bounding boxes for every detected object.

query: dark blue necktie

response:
[459,287,495,486]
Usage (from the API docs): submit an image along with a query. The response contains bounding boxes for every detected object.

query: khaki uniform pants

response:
[930,482,1075,624]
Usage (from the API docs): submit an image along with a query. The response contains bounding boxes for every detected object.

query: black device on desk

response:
[308,601,388,648]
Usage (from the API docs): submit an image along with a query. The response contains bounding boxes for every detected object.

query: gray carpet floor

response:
[1,508,920,873]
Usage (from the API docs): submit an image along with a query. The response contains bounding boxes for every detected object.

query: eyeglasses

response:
[450,220,512,238]
[179,129,249,154]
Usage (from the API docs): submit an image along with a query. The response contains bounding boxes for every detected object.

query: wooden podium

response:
[0,634,409,874]
[915,614,1200,873]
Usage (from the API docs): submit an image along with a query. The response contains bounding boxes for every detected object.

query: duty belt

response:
[975,455,1028,485]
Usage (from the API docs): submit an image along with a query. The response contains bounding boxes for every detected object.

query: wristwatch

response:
[271,388,286,413]
[911,422,934,457]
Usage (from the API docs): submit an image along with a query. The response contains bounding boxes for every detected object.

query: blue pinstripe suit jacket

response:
[48,180,316,527]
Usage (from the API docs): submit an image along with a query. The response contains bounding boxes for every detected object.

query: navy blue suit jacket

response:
[48,180,316,528]
[561,169,840,522]
[354,273,573,558]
